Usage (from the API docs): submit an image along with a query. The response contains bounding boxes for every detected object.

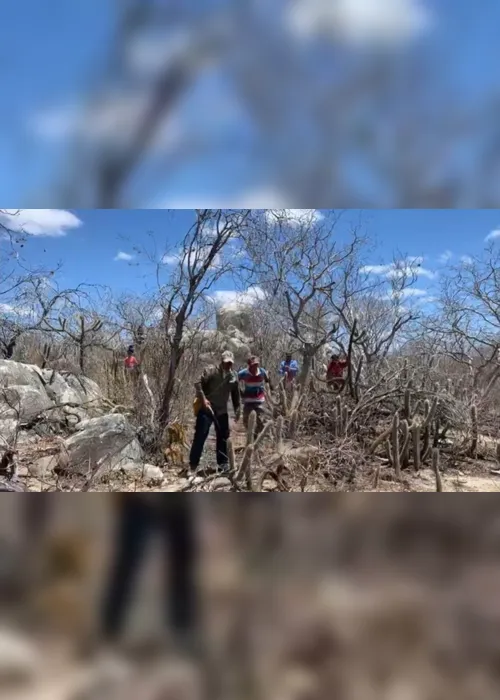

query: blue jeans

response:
[189,409,230,469]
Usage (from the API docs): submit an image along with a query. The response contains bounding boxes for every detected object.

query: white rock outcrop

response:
[0,360,105,439]
[63,414,144,475]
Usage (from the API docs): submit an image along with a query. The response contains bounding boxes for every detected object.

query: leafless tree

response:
[146,209,251,438]
[241,210,369,384]
[332,254,423,366]
[431,245,500,397]
[39,284,119,373]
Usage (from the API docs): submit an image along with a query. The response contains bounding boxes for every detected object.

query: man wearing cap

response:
[189,350,241,474]
[238,356,273,436]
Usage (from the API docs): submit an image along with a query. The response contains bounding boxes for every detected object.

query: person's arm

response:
[279,361,285,376]
[264,369,273,392]
[195,369,211,405]
[231,379,241,418]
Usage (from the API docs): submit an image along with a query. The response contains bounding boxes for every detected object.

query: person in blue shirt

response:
[279,352,299,384]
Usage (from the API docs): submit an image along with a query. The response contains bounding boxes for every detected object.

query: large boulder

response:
[63,414,144,475]
[0,360,105,438]
[216,306,253,336]
[189,328,253,366]
[2,385,54,421]
[39,369,101,407]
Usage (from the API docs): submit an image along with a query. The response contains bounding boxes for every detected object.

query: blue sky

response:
[2,0,500,205]
[3,209,500,305]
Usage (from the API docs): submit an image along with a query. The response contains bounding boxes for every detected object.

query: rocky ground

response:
[2,358,500,492]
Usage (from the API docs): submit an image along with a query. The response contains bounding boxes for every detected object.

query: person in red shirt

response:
[326,353,348,392]
[124,345,139,371]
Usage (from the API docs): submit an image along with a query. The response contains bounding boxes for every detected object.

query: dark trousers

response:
[189,409,230,469]
[101,496,198,643]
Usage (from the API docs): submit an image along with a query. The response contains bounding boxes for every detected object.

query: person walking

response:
[238,356,273,436]
[279,352,299,384]
[124,345,139,371]
[326,353,349,392]
[189,350,241,475]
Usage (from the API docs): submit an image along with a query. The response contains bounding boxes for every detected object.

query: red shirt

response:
[124,356,139,369]
[327,359,347,377]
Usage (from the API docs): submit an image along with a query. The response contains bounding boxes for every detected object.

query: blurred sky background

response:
[2,0,500,208]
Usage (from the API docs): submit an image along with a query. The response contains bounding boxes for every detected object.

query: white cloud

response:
[161,248,223,270]
[153,186,290,209]
[460,255,473,265]
[161,253,180,265]
[485,229,500,242]
[114,251,134,262]
[31,95,147,144]
[210,286,266,310]
[398,288,428,298]
[0,209,82,237]
[385,287,428,302]
[0,302,31,316]
[31,94,183,156]
[264,209,324,226]
[361,257,437,280]
[288,0,433,45]
[438,250,453,263]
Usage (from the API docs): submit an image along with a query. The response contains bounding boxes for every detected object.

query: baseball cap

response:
[221,350,234,364]
[248,355,260,366]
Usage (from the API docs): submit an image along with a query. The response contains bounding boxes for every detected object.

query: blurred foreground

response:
[2,494,500,698]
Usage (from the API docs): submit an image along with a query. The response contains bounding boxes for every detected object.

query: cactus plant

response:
[403,387,412,421]
[432,448,443,492]
[412,424,421,471]
[400,419,410,470]
[391,412,401,479]
[469,404,478,459]
[227,410,275,490]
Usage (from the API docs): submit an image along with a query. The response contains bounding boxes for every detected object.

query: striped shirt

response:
[238,367,269,404]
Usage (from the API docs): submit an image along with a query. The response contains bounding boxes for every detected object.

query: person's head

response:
[127,345,134,356]
[285,352,292,362]
[220,350,235,374]
[248,355,260,374]
[331,353,339,362]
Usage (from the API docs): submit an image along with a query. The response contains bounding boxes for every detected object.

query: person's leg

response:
[215,413,230,468]
[254,404,266,436]
[242,404,251,429]
[189,409,213,471]
[160,499,200,655]
[100,497,152,643]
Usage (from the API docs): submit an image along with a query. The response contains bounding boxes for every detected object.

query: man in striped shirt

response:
[238,356,273,436]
